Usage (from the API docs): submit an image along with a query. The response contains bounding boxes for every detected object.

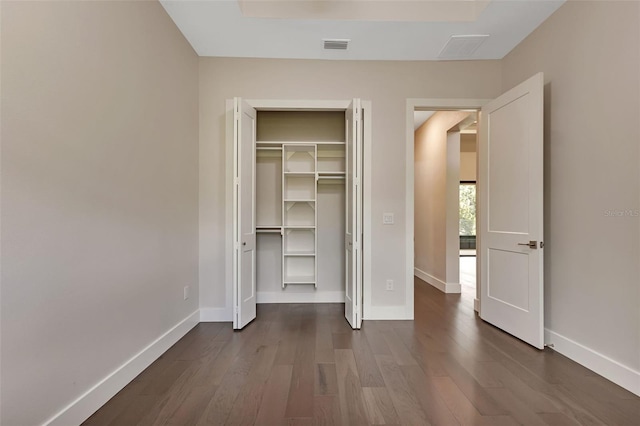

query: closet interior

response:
[254,111,346,302]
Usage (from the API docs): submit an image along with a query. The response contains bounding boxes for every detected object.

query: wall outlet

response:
[383,213,394,225]
[184,286,190,300]
[386,279,394,291]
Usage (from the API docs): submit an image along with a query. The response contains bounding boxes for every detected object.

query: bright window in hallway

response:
[459,182,476,237]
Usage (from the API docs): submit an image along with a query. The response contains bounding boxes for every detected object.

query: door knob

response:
[517,241,537,249]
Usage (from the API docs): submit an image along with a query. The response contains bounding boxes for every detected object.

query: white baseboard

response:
[364,305,413,320]
[257,291,344,304]
[545,328,640,397]
[200,306,232,322]
[474,298,480,312]
[45,310,200,426]
[414,268,461,293]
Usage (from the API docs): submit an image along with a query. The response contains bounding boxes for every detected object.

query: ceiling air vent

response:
[323,39,350,50]
[438,35,489,59]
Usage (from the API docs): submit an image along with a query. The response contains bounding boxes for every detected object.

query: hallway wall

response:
[414,111,471,290]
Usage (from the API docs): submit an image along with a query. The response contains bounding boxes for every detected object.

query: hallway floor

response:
[460,256,476,290]
[84,282,640,425]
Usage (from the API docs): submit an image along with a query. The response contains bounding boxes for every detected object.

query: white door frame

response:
[225,99,372,321]
[405,98,491,312]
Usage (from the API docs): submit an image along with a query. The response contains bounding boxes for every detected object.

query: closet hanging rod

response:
[256,146,283,151]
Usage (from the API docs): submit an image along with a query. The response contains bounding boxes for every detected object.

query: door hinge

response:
[540,241,544,249]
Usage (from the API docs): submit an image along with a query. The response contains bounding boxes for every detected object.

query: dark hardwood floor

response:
[84,280,640,425]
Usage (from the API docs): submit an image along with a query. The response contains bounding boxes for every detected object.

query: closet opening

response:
[230,99,369,330]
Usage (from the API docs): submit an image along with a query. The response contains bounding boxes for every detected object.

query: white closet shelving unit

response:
[282,144,317,286]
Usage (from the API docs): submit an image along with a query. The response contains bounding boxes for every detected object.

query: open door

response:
[479,73,544,349]
[233,98,257,330]
[345,99,363,329]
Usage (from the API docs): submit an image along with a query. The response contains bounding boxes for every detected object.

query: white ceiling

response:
[160,0,564,61]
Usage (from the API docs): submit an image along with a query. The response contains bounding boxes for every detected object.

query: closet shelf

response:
[284,250,315,256]
[283,225,316,229]
[257,141,345,146]
[257,229,282,234]
[283,276,316,284]
[284,199,316,203]
[284,172,315,177]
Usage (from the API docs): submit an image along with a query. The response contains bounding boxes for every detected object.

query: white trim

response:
[247,99,351,111]
[225,99,235,326]
[414,268,461,294]
[257,291,344,304]
[405,99,490,322]
[361,101,375,321]
[545,328,640,397]
[365,305,412,320]
[44,310,200,426]
[200,307,233,322]
[474,298,480,312]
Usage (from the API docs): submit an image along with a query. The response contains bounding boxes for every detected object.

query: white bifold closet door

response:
[478,73,544,349]
[233,98,257,330]
[345,99,363,329]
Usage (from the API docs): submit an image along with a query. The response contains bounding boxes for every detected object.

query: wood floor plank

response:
[361,387,400,425]
[361,323,392,355]
[351,331,386,387]
[224,383,266,425]
[254,365,293,426]
[163,384,219,426]
[382,327,419,367]
[335,349,369,426]
[314,395,342,426]
[435,351,509,416]
[284,318,316,418]
[315,320,335,363]
[481,361,561,414]
[400,364,461,425]
[538,412,588,426]
[375,354,431,425]
[315,363,338,395]
[331,332,353,349]
[484,387,554,426]
[274,314,301,366]
[431,376,518,426]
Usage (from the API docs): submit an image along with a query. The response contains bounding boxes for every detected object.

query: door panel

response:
[233,98,257,330]
[345,99,362,329]
[479,73,544,349]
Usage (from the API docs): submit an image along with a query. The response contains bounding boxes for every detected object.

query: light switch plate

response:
[383,213,394,225]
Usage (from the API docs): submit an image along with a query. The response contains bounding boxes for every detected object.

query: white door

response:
[233,98,257,330]
[479,73,544,349]
[345,99,363,329]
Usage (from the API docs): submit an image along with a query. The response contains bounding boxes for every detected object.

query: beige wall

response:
[502,1,640,373]
[199,58,502,315]
[1,2,199,425]
[460,133,477,182]
[414,111,470,284]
